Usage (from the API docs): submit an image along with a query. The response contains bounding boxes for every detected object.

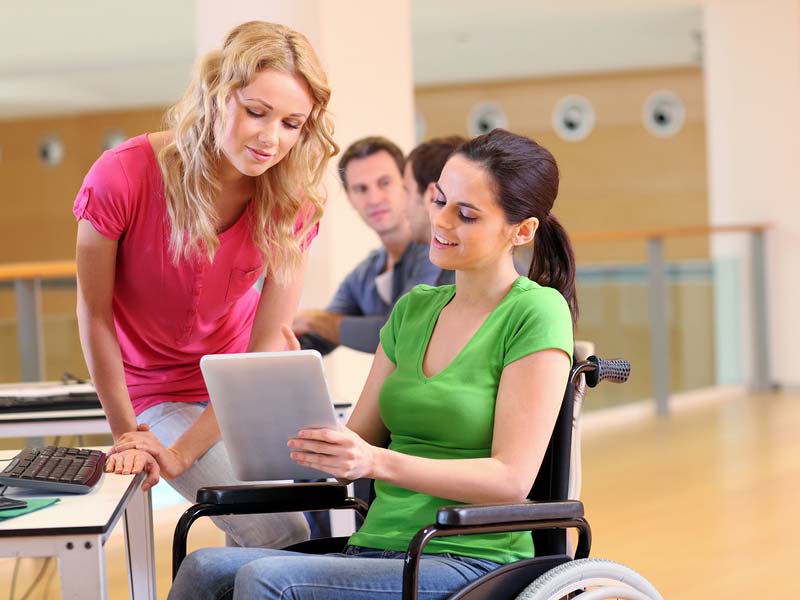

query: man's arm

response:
[333,244,445,354]
[295,267,364,354]
[333,249,396,353]
[337,314,388,353]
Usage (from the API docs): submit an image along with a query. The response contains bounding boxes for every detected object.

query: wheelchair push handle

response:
[584,355,631,387]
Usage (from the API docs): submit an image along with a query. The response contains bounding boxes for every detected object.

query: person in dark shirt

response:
[403,135,466,245]
[294,136,446,354]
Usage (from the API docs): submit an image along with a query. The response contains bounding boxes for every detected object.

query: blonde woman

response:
[73,21,337,548]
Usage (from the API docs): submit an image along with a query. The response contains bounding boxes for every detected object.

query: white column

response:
[195,0,415,401]
[703,0,800,388]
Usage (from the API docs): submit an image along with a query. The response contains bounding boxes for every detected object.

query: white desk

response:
[0,448,155,599]
[0,408,109,439]
[0,381,109,440]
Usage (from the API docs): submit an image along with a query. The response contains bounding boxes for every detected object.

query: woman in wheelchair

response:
[170,128,578,600]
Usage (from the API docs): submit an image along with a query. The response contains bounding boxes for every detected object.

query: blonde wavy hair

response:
[159,21,338,284]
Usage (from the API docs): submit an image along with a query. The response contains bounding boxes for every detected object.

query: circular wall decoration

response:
[467,102,509,137]
[103,129,127,151]
[39,136,65,167]
[551,95,595,142]
[414,110,427,144]
[642,90,685,137]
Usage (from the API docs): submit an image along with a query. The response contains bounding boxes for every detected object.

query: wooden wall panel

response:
[0,108,165,263]
[415,67,709,263]
[0,108,164,381]
[416,68,714,390]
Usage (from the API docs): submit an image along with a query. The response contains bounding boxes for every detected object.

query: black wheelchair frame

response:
[172,355,632,600]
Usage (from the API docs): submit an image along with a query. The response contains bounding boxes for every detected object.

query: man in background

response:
[404,135,534,277]
[402,135,466,245]
[294,136,445,354]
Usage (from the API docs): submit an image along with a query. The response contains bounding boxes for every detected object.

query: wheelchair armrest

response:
[402,500,590,598]
[436,499,584,527]
[174,482,368,580]
[196,481,349,511]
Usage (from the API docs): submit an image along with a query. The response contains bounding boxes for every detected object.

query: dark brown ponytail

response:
[528,213,578,325]
[456,129,578,325]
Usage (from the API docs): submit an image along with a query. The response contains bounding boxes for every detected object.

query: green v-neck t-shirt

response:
[347,277,574,563]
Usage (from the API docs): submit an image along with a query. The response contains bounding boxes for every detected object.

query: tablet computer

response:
[200,350,339,481]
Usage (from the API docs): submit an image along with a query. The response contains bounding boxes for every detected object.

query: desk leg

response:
[0,535,106,600]
[123,485,156,600]
[57,534,106,600]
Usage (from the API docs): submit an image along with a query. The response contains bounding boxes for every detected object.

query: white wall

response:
[195,0,415,403]
[703,0,800,387]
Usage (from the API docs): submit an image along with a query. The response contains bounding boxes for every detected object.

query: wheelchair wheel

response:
[514,558,663,600]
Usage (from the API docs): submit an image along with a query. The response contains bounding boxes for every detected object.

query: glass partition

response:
[0,281,84,383]
[576,262,719,409]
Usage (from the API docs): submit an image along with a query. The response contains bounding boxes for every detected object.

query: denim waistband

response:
[342,544,501,571]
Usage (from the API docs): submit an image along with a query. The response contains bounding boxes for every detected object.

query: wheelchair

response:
[172,354,664,600]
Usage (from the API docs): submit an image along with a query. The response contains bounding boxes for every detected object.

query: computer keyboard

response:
[0,446,105,494]
[0,383,100,413]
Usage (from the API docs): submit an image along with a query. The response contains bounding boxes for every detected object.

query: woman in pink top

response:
[73,21,337,549]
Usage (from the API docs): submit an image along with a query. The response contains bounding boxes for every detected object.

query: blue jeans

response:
[138,401,309,548]
[168,545,501,600]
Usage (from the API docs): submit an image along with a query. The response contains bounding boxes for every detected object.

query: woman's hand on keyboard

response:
[110,424,190,480]
[104,448,161,491]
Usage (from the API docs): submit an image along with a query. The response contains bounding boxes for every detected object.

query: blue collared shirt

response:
[300,242,453,354]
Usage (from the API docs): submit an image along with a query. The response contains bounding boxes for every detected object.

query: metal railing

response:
[0,260,77,382]
[573,223,771,414]
[0,223,772,415]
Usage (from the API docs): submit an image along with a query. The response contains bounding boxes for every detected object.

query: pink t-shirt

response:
[73,134,318,415]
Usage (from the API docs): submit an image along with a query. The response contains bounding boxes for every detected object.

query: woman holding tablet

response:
[74,21,337,549]
[170,128,577,599]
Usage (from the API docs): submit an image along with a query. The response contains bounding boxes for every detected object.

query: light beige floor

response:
[1,389,795,599]
[580,389,797,599]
